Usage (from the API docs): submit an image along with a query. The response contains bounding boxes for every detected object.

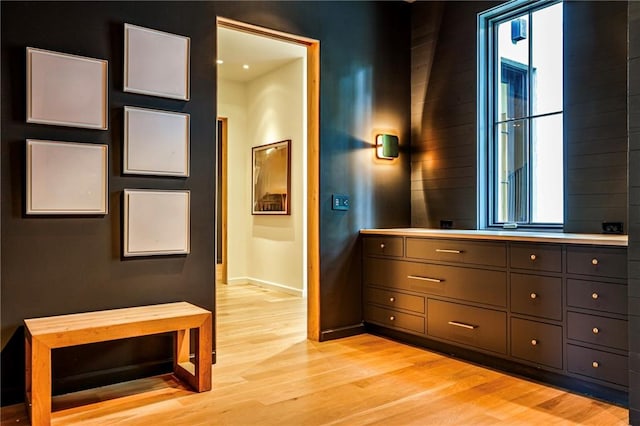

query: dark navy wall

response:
[628,1,640,423]
[410,1,628,233]
[0,1,411,404]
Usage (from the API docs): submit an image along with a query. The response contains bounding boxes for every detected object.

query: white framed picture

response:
[124,106,190,177]
[27,47,108,130]
[26,139,108,214]
[124,23,190,100]
[123,189,190,257]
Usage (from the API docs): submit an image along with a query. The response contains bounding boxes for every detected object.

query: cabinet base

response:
[365,323,628,407]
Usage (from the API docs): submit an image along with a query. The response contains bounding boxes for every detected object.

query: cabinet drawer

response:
[364,236,403,257]
[365,304,425,334]
[566,246,627,279]
[365,286,425,314]
[510,273,562,320]
[567,279,627,315]
[510,318,563,369]
[364,258,507,307]
[567,312,628,351]
[427,299,506,354]
[510,243,562,273]
[406,238,506,267]
[567,344,628,386]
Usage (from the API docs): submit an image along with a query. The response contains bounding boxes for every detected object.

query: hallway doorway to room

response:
[215,18,320,340]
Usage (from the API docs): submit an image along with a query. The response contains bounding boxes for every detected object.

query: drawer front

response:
[364,236,403,257]
[510,318,563,369]
[364,258,507,307]
[510,273,562,321]
[427,299,507,354]
[567,312,628,351]
[567,279,627,315]
[406,238,506,267]
[510,243,562,273]
[365,286,425,314]
[567,344,628,386]
[566,246,627,279]
[365,304,425,334]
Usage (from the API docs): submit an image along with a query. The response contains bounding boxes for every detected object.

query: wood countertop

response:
[360,228,628,247]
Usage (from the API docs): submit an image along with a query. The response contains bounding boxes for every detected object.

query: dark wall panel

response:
[410,1,628,234]
[628,1,640,423]
[564,1,628,234]
[410,1,497,229]
[1,1,411,404]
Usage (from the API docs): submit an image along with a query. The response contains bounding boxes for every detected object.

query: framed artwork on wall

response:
[124,23,190,100]
[26,139,108,214]
[123,189,190,257]
[252,140,291,215]
[26,47,108,130]
[124,106,190,177]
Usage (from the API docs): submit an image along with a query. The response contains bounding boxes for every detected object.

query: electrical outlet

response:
[332,194,350,211]
[602,222,623,234]
[440,220,453,229]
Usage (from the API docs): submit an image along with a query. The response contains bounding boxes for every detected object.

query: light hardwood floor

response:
[2,283,629,425]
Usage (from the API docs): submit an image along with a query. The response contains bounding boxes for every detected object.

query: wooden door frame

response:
[217,117,228,285]
[216,17,321,341]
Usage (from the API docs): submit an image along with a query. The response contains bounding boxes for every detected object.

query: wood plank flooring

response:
[1,283,629,425]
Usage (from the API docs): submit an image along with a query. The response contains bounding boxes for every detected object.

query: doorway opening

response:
[215,18,320,341]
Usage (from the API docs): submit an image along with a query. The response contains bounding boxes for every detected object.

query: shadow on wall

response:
[0,328,24,403]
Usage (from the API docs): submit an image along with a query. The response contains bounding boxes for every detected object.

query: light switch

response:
[332,194,349,211]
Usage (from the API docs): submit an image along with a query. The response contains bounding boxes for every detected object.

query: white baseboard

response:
[226,276,303,297]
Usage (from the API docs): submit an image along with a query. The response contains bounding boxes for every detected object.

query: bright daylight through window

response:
[479,0,563,228]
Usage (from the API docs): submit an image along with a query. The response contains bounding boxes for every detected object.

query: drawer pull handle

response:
[408,275,443,283]
[531,339,538,346]
[591,292,599,300]
[530,254,537,261]
[436,249,462,254]
[592,327,599,334]
[380,243,385,249]
[389,316,395,321]
[592,258,599,265]
[448,321,477,330]
[389,297,395,302]
[530,292,538,299]
[592,361,599,368]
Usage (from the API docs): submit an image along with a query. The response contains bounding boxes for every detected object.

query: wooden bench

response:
[24,302,212,426]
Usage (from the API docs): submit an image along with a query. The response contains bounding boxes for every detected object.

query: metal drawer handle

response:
[389,297,395,302]
[448,321,477,330]
[408,275,443,283]
[592,361,599,368]
[530,292,538,299]
[592,292,599,300]
[436,249,462,254]
[380,243,385,249]
[592,258,599,265]
[592,327,599,334]
[530,254,537,261]
[389,316,395,321]
[531,339,538,346]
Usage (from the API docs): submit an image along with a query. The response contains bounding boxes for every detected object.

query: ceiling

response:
[217,27,306,83]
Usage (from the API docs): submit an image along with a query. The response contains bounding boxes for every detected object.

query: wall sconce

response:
[376,134,399,159]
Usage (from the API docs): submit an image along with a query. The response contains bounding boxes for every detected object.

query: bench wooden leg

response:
[26,336,51,426]
[194,318,212,392]
[173,315,212,392]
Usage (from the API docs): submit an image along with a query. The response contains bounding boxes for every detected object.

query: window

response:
[478,0,563,228]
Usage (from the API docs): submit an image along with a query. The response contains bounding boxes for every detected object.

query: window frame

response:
[477,0,563,230]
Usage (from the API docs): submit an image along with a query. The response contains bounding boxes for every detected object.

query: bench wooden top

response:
[24,302,211,348]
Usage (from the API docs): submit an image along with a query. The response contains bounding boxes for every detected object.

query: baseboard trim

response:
[320,322,366,342]
[227,276,303,297]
